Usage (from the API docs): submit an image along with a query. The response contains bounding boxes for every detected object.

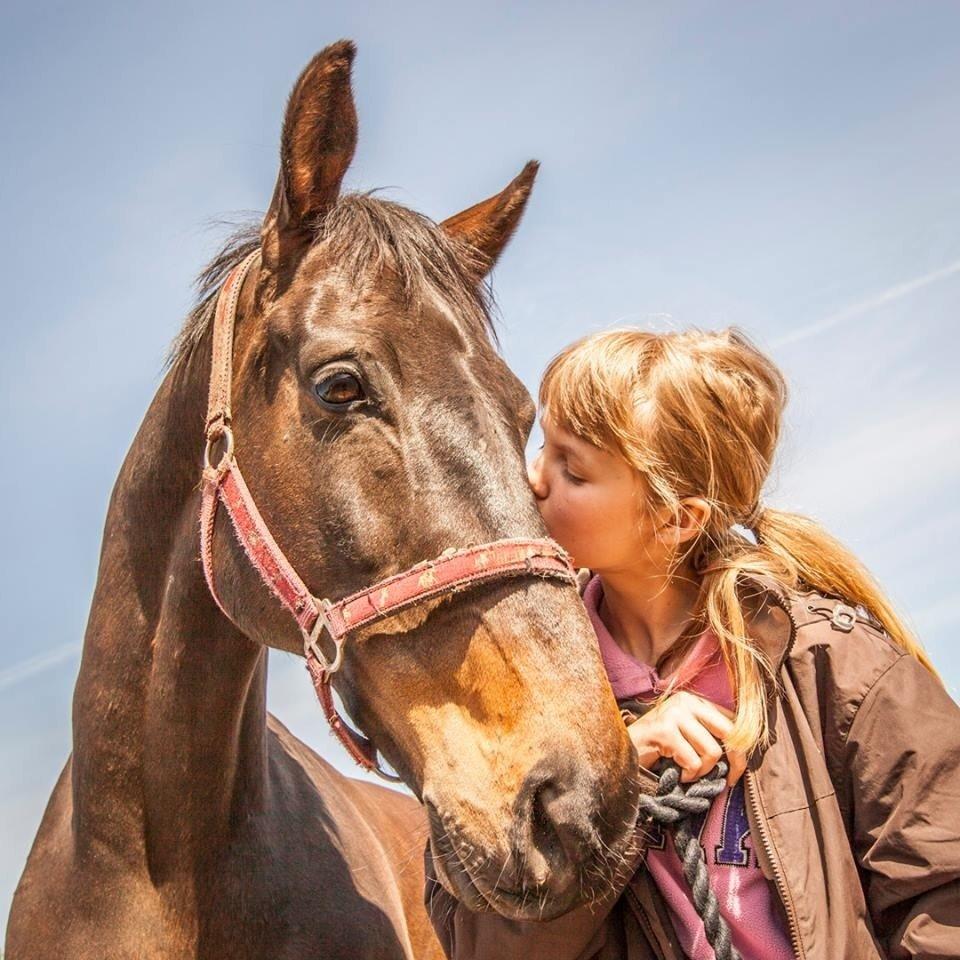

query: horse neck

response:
[71,329,269,878]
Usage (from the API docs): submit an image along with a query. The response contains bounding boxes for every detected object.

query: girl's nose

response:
[527,452,548,500]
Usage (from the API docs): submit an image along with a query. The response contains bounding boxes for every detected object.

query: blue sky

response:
[2,1,959,936]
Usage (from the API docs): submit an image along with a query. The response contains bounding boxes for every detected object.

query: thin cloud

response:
[0,643,81,692]
[773,258,960,348]
[774,391,959,525]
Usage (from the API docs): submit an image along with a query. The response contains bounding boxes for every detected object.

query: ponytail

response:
[697,505,939,753]
[754,506,937,674]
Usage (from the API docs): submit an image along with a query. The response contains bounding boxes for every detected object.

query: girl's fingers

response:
[690,697,736,742]
[677,718,725,780]
[662,734,703,783]
[681,696,747,783]
[633,693,746,786]
[635,746,662,774]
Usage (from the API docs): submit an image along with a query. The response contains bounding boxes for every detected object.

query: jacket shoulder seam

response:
[787,608,904,729]
[790,604,898,655]
[839,651,907,751]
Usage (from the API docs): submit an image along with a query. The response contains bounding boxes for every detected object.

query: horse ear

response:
[440,161,539,279]
[260,41,358,289]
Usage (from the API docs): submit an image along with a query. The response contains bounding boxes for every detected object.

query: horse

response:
[5,41,639,960]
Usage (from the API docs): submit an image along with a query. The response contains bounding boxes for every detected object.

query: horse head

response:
[196,40,639,920]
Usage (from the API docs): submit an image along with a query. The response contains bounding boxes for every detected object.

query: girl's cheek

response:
[551,500,586,545]
[537,492,570,538]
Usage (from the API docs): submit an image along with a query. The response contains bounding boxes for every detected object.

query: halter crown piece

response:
[199,250,577,782]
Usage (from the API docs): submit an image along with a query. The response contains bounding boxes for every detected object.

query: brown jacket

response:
[424,579,960,959]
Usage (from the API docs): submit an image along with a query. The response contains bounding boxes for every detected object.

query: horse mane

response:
[167,194,495,369]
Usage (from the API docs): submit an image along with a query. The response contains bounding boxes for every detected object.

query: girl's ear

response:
[663,498,712,546]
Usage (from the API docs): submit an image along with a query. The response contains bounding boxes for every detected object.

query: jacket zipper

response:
[743,587,804,960]
[625,872,683,960]
[625,884,668,960]
[744,769,804,960]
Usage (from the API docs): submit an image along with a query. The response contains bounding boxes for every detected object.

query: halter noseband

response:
[199,250,576,782]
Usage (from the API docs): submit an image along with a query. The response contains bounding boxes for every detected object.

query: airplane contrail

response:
[0,642,81,691]
[773,258,960,348]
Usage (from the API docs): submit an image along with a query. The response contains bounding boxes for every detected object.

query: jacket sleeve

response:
[422,841,642,960]
[843,653,960,958]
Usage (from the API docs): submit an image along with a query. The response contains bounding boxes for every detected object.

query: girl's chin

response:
[557,544,592,570]
[544,532,576,560]
[537,524,592,569]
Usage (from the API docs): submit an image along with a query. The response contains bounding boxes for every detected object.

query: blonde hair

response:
[540,327,937,754]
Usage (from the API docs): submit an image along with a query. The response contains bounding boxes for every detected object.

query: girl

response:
[425,328,960,960]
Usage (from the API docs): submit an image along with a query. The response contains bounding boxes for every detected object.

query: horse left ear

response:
[260,41,358,295]
[441,161,539,278]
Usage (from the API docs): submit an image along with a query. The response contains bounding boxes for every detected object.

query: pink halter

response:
[199,251,576,781]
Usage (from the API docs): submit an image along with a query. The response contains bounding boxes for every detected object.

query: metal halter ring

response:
[204,424,236,472]
[831,603,857,633]
[303,601,345,677]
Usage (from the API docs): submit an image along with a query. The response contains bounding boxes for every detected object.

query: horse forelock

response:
[166,193,496,370]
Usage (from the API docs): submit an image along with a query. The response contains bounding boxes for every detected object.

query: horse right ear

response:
[260,41,358,297]
[440,161,539,280]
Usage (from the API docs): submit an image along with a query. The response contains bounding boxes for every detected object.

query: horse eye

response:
[314,371,366,409]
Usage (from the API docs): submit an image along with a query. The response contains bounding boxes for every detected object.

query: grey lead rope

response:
[637,760,742,960]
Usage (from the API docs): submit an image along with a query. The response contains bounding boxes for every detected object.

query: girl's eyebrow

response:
[539,419,593,462]
[551,439,590,466]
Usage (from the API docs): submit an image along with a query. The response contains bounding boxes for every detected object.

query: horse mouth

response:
[425,802,596,921]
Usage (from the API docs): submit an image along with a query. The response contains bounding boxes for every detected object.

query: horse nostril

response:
[513,778,558,888]
[511,764,594,894]
[530,778,566,875]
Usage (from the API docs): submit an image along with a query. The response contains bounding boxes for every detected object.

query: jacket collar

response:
[734,572,797,672]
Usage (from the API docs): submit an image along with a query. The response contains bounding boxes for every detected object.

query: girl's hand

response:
[627,690,747,787]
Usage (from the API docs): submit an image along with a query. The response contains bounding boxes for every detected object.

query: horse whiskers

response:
[490,843,514,896]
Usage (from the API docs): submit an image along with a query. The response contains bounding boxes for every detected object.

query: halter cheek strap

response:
[199,251,577,782]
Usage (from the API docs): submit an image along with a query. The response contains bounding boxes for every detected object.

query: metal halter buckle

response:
[303,600,345,677]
